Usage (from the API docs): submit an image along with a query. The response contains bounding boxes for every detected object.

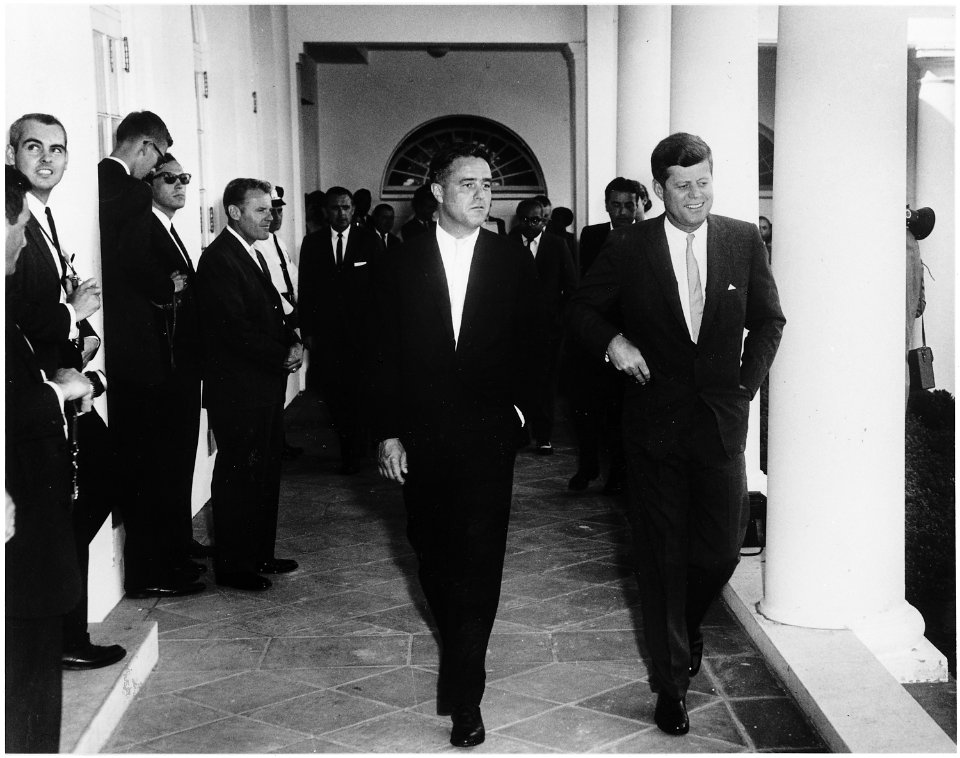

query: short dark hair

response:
[222,178,271,213]
[533,194,551,208]
[8,113,67,150]
[6,165,30,224]
[116,111,173,149]
[372,203,394,216]
[146,152,179,182]
[429,142,491,186]
[604,177,642,203]
[638,183,652,213]
[551,206,574,228]
[516,198,543,217]
[650,132,713,186]
[324,186,353,203]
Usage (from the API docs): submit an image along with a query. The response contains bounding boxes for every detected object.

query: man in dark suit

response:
[109,154,205,598]
[400,184,437,241]
[508,197,577,454]
[196,178,303,592]
[371,143,542,748]
[546,206,579,271]
[5,164,87,752]
[298,186,383,474]
[568,133,785,735]
[6,113,126,671]
[568,177,648,495]
[371,203,402,250]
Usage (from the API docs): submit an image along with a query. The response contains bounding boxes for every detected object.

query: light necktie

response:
[336,233,344,268]
[686,233,704,342]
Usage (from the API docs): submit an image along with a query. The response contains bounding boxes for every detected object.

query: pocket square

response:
[727,283,737,291]
[353,261,367,267]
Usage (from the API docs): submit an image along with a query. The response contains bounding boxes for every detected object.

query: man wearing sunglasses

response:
[107,154,205,600]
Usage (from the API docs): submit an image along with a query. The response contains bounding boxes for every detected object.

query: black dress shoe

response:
[126,581,205,599]
[568,469,598,491]
[188,539,216,559]
[689,632,704,676]
[62,642,127,670]
[450,705,485,747]
[602,473,625,495]
[216,571,272,591]
[256,558,299,574]
[654,693,689,735]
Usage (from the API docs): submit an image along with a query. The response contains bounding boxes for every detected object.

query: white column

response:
[761,7,942,681]
[585,5,618,224]
[915,58,955,394]
[616,5,670,213]
[669,6,765,491]
[564,42,588,241]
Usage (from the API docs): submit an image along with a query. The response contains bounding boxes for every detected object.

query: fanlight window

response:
[382,116,546,198]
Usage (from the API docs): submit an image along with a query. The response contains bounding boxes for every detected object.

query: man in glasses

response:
[508,198,577,455]
[6,113,126,671]
[107,154,205,599]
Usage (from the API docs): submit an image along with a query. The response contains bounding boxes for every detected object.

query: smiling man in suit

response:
[298,186,383,474]
[196,179,303,592]
[371,143,542,748]
[568,133,785,735]
[508,197,577,454]
[109,154,204,598]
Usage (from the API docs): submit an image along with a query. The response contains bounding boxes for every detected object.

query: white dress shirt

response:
[226,225,265,274]
[26,192,79,339]
[330,225,351,265]
[435,223,479,347]
[522,231,542,258]
[664,217,708,340]
[254,233,299,316]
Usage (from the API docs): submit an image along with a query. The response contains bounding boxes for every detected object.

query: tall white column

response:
[669,6,765,490]
[761,7,940,681]
[585,5,618,224]
[616,5,670,213]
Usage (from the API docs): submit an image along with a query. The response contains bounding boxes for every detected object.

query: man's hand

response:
[283,343,304,373]
[171,272,189,293]
[80,336,101,367]
[378,438,408,484]
[67,278,102,321]
[52,367,93,402]
[606,334,651,384]
[6,492,15,543]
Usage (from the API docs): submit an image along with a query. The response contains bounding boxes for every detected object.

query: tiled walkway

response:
[104,396,828,753]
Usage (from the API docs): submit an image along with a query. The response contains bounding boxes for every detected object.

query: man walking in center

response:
[371,143,542,748]
[568,133,785,736]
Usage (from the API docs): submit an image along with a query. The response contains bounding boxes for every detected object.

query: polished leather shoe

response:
[126,581,205,599]
[62,642,126,670]
[654,693,689,735]
[568,469,598,491]
[689,632,704,676]
[256,558,299,574]
[450,706,485,747]
[216,571,272,591]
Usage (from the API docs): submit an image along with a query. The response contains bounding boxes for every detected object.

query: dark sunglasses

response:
[153,172,192,185]
[519,215,546,224]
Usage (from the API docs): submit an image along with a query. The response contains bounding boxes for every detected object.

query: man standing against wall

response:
[196,179,303,591]
[371,143,542,748]
[568,133,785,735]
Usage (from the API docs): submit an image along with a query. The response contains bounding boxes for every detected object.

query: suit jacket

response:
[7,214,96,376]
[369,228,544,443]
[106,211,201,390]
[374,231,403,251]
[196,228,300,412]
[508,229,577,336]
[98,158,152,263]
[5,319,82,618]
[297,225,382,358]
[401,217,435,242]
[568,213,785,458]
[578,222,613,277]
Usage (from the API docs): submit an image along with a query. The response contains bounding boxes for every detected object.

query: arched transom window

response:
[381,115,546,199]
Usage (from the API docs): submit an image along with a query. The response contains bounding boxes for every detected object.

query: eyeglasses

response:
[519,216,546,224]
[153,172,191,185]
[144,140,165,166]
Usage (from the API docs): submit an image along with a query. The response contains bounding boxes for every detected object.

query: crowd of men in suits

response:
[6,119,783,750]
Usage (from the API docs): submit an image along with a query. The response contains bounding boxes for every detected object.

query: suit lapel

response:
[223,231,274,291]
[422,237,456,349]
[700,216,728,338]
[26,215,62,282]
[458,231,495,353]
[646,217,688,334]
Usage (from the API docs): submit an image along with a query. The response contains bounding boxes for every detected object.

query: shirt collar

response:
[152,206,172,230]
[26,191,49,218]
[330,225,351,242]
[226,224,255,253]
[436,222,480,250]
[663,215,707,244]
[107,155,131,175]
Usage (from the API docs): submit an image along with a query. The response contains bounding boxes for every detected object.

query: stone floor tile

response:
[552,629,645,661]
[489,661,634,704]
[177,670,322,713]
[608,726,749,753]
[140,606,209,634]
[549,559,634,585]
[155,589,283,623]
[334,665,438,708]
[270,665,401,689]
[158,638,269,671]
[485,632,556,663]
[104,692,226,749]
[499,571,595,600]
[246,688,397,736]
[261,634,410,668]
[159,619,269,641]
[137,714,309,754]
[356,603,435,634]
[302,588,406,620]
[132,669,240,700]
[728,697,828,750]
[496,597,608,630]
[466,685,559,727]
[269,736,361,753]
[323,709,452,752]
[702,624,761,658]
[708,654,788,698]
[577,679,719,723]
[497,704,644,751]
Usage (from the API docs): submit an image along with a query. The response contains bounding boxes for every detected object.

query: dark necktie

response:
[44,207,71,283]
[169,224,194,272]
[254,247,271,279]
[336,233,344,268]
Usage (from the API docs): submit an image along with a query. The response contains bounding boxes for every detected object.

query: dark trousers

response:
[207,403,283,575]
[311,355,365,463]
[403,429,516,709]
[63,409,116,649]
[570,352,625,477]
[6,615,63,753]
[111,372,202,589]
[529,336,563,444]
[625,401,749,700]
